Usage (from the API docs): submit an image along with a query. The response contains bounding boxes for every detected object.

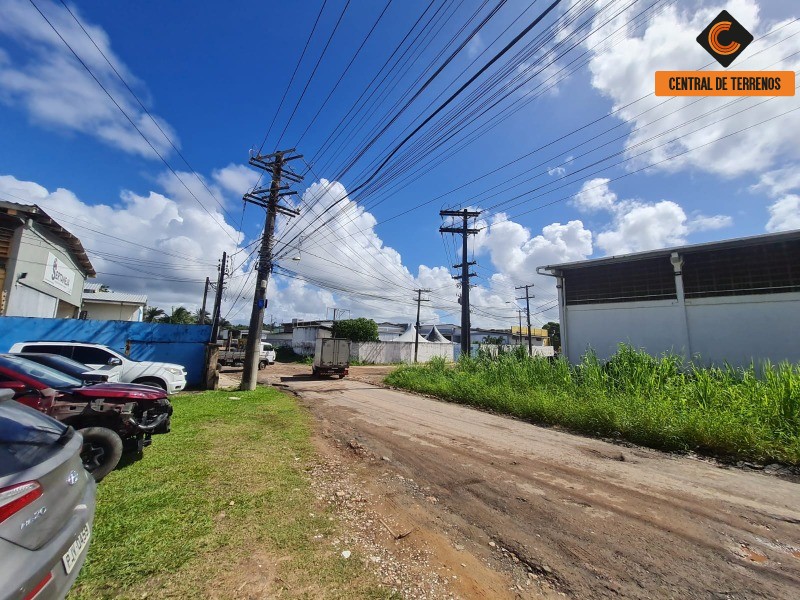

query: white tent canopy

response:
[425,324,451,343]
[393,324,428,344]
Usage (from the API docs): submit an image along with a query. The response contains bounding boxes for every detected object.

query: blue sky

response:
[1,0,799,326]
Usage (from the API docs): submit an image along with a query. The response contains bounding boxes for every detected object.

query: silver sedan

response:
[0,389,96,600]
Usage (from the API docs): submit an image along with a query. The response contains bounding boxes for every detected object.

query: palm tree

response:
[161,306,195,325]
[193,308,210,325]
[143,306,165,323]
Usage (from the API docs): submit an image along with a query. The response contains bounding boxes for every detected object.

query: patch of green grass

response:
[70,387,392,599]
[385,346,800,465]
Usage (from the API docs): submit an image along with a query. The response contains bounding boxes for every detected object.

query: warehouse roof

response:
[0,200,96,277]
[539,229,800,272]
[83,283,147,305]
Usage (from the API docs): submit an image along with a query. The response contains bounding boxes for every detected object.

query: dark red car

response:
[0,354,172,481]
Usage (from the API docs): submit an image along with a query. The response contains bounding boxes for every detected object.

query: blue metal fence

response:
[0,317,211,386]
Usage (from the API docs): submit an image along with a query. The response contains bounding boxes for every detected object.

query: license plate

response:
[62,524,91,575]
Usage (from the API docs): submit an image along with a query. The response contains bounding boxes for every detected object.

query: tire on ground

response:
[258,361,266,370]
[79,427,124,482]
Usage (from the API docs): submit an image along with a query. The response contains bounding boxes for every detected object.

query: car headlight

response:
[166,367,183,376]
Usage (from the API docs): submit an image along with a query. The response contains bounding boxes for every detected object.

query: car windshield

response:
[0,355,84,389]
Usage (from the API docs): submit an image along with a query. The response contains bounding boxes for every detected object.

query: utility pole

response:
[327,307,350,324]
[200,277,210,325]
[413,288,431,363]
[517,309,523,345]
[210,252,227,342]
[516,284,535,356]
[240,149,303,391]
[440,209,480,356]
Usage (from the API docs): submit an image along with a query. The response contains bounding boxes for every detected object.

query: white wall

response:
[5,283,57,318]
[4,224,86,317]
[478,344,555,358]
[563,293,800,367]
[83,302,143,322]
[351,341,454,364]
[564,300,685,363]
[292,326,331,356]
[685,293,800,366]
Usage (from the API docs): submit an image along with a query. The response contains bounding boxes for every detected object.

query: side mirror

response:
[108,357,123,366]
[0,380,29,392]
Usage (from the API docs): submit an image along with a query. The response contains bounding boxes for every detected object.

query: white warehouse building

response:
[539,230,800,368]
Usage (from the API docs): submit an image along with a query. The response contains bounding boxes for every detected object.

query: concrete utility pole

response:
[200,277,210,325]
[440,209,480,356]
[516,284,535,356]
[413,289,431,363]
[327,307,350,324]
[240,149,303,391]
[210,252,227,342]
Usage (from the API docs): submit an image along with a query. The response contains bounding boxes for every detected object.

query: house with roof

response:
[0,201,95,319]
[81,283,147,322]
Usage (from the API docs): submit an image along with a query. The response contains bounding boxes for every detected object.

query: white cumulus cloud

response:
[0,0,177,158]
[765,194,800,232]
[584,0,800,177]
[571,178,732,255]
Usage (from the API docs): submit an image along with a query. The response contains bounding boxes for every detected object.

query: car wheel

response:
[79,427,124,482]
[258,361,267,370]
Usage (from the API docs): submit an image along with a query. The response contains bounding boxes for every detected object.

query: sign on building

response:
[43,251,75,294]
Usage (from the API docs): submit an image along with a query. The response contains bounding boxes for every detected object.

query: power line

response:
[27,0,239,245]
[294,0,394,146]
[57,0,239,226]
[257,0,329,154]
[274,0,353,148]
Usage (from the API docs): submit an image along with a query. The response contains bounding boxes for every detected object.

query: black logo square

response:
[696,10,753,68]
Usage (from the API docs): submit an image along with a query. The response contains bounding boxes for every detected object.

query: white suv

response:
[8,342,187,394]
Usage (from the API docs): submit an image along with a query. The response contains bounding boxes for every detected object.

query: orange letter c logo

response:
[708,21,740,56]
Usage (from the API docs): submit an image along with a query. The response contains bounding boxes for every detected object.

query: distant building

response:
[376,321,407,341]
[509,326,550,347]
[81,283,147,322]
[539,230,800,367]
[291,321,333,356]
[1,201,95,318]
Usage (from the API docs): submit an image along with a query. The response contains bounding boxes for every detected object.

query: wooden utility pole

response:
[240,149,303,391]
[413,288,431,363]
[210,252,227,342]
[440,209,480,356]
[200,277,210,325]
[516,284,535,356]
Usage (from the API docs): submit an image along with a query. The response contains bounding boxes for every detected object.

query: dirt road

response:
[266,366,800,599]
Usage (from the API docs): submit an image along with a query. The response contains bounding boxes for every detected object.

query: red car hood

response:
[71,382,168,400]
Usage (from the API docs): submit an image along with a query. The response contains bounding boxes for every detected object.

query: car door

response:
[70,346,120,376]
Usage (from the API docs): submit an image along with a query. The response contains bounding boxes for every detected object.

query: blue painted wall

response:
[0,317,212,386]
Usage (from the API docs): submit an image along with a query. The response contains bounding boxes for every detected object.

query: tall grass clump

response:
[385,345,800,465]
